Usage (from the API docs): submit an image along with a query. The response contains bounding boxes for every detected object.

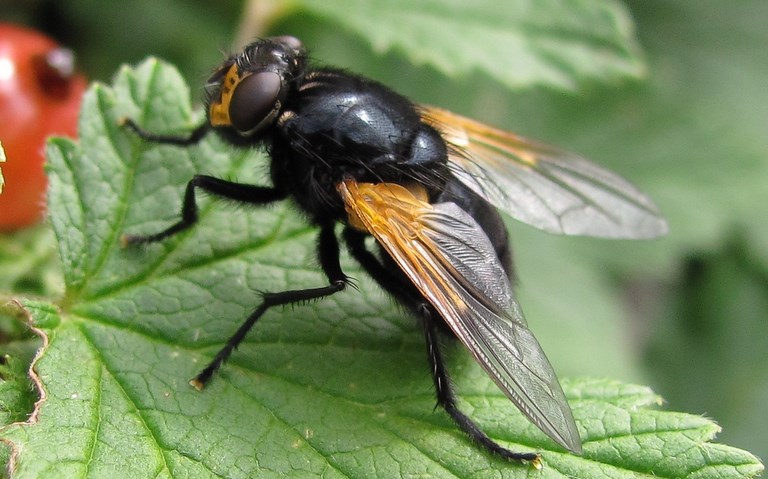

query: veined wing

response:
[420,105,668,239]
[338,179,582,453]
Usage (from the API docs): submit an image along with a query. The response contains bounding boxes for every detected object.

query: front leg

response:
[122,175,287,245]
[121,118,210,146]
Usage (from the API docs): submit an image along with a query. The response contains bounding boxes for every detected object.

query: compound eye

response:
[229,71,282,133]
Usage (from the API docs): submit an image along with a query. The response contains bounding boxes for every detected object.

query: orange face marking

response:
[209,64,250,127]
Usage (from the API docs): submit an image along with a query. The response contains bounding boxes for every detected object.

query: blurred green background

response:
[1,0,766,465]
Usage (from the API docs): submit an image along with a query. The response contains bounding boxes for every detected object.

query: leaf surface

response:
[0,59,762,479]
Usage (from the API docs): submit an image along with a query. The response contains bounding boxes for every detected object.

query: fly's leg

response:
[121,175,287,245]
[191,223,348,388]
[420,307,539,462]
[119,119,349,390]
[121,118,210,146]
[120,117,287,245]
[343,227,539,462]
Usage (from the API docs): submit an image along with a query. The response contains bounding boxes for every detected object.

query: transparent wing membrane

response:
[338,180,582,453]
[420,105,668,239]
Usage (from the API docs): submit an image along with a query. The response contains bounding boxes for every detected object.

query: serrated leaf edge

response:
[0,300,53,477]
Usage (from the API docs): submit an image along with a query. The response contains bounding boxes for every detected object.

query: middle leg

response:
[191,223,348,388]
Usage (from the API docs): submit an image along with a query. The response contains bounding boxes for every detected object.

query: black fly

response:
[121,36,667,462]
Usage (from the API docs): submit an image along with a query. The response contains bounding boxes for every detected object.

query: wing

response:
[420,105,668,239]
[338,179,583,454]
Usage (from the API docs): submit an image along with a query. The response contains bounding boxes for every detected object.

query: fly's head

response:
[206,36,305,138]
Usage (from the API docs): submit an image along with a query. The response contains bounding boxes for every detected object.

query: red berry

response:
[0,23,86,230]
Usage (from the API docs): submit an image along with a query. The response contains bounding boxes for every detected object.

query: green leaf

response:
[0,337,37,426]
[647,236,768,465]
[450,0,768,270]
[466,0,768,458]
[280,0,645,90]
[0,58,762,478]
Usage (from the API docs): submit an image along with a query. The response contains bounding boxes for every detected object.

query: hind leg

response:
[343,227,537,462]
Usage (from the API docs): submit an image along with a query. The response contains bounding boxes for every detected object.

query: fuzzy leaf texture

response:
[0,60,763,479]
[283,0,645,90]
